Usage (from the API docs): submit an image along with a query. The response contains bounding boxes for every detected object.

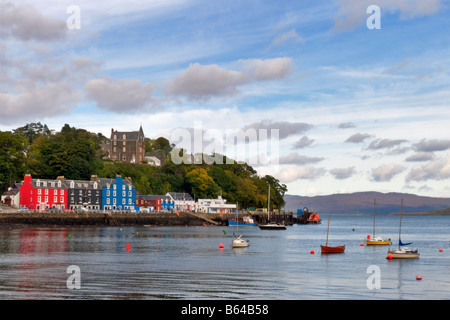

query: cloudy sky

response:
[1,0,450,198]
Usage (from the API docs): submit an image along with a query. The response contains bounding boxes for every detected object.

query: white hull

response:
[232,235,249,248]
[387,248,420,259]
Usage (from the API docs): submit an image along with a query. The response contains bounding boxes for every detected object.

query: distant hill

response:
[284,192,450,214]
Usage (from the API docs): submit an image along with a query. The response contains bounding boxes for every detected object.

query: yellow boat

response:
[365,200,391,246]
[365,236,391,245]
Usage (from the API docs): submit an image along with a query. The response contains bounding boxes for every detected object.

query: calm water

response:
[0,215,448,300]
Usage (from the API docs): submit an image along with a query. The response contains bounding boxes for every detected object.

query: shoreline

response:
[0,211,230,227]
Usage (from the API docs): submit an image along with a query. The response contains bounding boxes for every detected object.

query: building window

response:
[45,189,48,195]
[38,189,41,195]
[61,189,64,195]
[60,197,64,203]
[38,196,41,202]
[45,196,48,202]
[123,134,126,140]
[107,198,110,204]
[122,199,126,205]
[107,190,110,196]
[122,191,126,197]
[54,196,57,202]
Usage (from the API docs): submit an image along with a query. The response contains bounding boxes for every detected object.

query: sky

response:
[1,0,450,198]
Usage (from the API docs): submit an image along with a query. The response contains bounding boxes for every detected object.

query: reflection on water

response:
[0,215,448,299]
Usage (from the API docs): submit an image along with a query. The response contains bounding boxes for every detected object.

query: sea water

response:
[0,214,448,300]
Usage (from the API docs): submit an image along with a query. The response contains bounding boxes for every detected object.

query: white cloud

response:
[0,2,66,42]
[330,167,356,179]
[85,78,158,113]
[406,153,450,182]
[278,152,324,165]
[270,29,304,47]
[276,166,326,183]
[165,58,293,101]
[371,163,405,182]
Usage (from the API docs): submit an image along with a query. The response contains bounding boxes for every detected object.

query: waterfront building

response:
[66,175,102,211]
[160,195,175,210]
[110,126,145,164]
[19,174,68,211]
[166,192,195,211]
[1,183,21,208]
[100,176,137,211]
[197,196,237,213]
[136,195,161,211]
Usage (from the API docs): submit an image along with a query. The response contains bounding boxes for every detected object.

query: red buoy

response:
[360,243,364,246]
[219,243,224,249]
[310,250,315,254]
[439,248,443,252]
[367,235,371,240]
[387,254,393,260]
[416,276,422,280]
[126,243,131,251]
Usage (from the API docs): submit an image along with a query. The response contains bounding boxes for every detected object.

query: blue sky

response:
[1,0,450,198]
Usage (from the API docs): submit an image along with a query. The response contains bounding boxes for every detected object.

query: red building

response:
[136,195,161,211]
[19,174,68,211]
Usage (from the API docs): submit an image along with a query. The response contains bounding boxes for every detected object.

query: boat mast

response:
[399,198,403,248]
[373,199,376,238]
[267,184,270,222]
[326,216,330,246]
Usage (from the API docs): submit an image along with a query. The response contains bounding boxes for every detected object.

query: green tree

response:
[0,131,28,192]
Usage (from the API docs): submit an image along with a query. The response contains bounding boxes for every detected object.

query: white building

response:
[196,196,237,213]
[166,192,196,211]
[1,184,21,208]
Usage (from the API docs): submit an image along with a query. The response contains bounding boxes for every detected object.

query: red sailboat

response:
[321,216,345,254]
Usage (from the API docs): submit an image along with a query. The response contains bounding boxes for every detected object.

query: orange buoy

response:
[219,243,224,249]
[310,250,315,254]
[387,254,393,260]
[416,276,422,280]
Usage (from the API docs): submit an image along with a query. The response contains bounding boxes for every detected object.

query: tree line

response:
[0,122,287,209]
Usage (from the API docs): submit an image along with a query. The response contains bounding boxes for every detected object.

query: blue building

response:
[100,176,136,211]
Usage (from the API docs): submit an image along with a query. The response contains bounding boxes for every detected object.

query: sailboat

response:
[258,185,286,230]
[232,203,249,248]
[321,216,345,254]
[386,199,419,259]
[365,199,391,245]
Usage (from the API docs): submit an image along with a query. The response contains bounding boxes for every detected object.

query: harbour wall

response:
[0,211,296,227]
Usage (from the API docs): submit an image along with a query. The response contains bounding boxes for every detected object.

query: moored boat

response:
[365,236,391,246]
[365,199,391,246]
[258,222,286,230]
[232,235,249,248]
[321,216,345,254]
[321,245,345,253]
[387,247,419,259]
[228,215,257,226]
[386,199,420,259]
